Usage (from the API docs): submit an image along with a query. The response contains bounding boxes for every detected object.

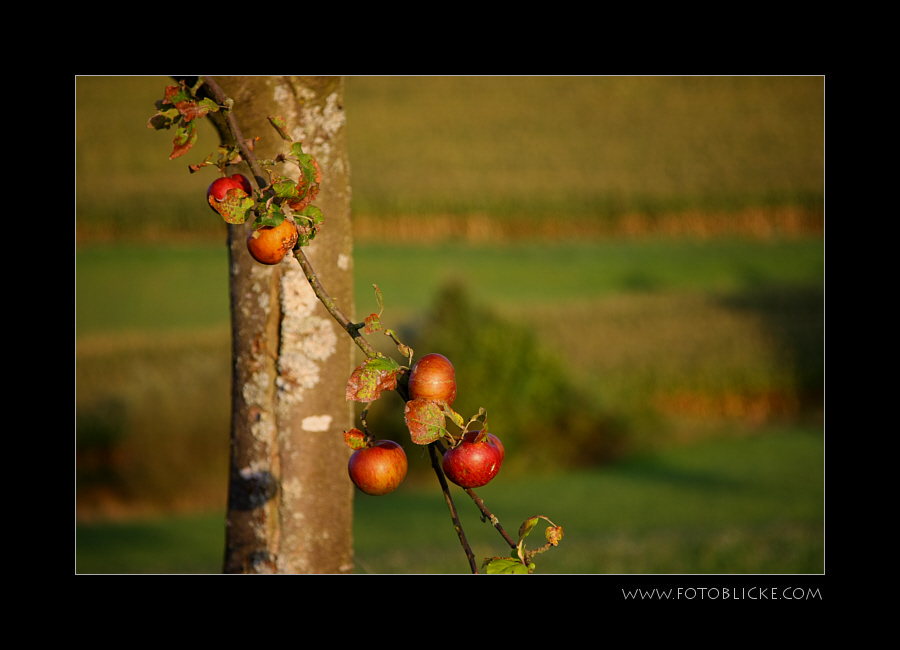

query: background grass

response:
[74,75,825,573]
[75,427,823,574]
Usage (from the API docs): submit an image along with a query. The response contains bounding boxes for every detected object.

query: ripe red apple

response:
[247,218,299,265]
[408,353,457,405]
[441,430,503,489]
[207,174,252,213]
[348,439,408,496]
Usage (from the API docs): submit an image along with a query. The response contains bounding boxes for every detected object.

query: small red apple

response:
[408,353,457,405]
[348,439,408,496]
[207,174,252,213]
[441,430,503,489]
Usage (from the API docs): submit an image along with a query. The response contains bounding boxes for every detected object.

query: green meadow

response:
[76,427,823,574]
[75,76,824,573]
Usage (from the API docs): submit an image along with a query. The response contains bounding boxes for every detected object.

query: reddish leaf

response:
[170,121,197,160]
[343,428,368,450]
[404,398,447,445]
[346,357,400,403]
[364,313,382,334]
[268,115,290,140]
[175,98,213,122]
[545,525,564,546]
[164,84,186,103]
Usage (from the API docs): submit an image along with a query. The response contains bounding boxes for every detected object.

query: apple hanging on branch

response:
[344,429,408,496]
[442,429,504,489]
[207,174,253,212]
[408,353,457,406]
[247,215,300,265]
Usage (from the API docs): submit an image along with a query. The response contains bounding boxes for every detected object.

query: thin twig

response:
[200,77,268,189]
[428,443,478,574]
[465,488,518,550]
[432,439,517,550]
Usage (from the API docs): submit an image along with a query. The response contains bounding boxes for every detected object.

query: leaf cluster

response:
[147,79,221,160]
[345,287,488,449]
[148,79,325,248]
[483,516,564,574]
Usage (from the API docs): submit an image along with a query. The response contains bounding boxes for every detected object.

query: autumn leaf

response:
[214,189,254,225]
[343,428,368,450]
[170,121,198,159]
[545,525,564,546]
[346,357,401,403]
[268,115,290,140]
[404,398,447,445]
[364,313,382,334]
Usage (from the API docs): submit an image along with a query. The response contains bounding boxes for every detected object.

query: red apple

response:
[348,440,408,496]
[207,174,252,213]
[408,353,457,405]
[441,430,503,489]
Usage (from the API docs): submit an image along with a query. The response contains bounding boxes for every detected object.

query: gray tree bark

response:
[206,76,355,574]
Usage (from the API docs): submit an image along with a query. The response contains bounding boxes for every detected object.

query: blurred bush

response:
[76,331,231,519]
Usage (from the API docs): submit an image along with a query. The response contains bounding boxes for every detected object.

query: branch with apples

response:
[148,76,564,574]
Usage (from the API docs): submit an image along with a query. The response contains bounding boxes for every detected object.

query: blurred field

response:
[76,76,824,242]
[75,75,825,572]
[344,76,823,233]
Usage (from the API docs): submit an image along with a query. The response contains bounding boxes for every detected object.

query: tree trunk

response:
[208,76,355,574]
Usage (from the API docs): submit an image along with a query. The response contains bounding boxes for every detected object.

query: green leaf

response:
[297,205,324,224]
[518,516,541,542]
[294,151,321,184]
[271,178,300,200]
[373,284,385,313]
[198,97,220,114]
[254,205,286,229]
[442,405,466,429]
[483,557,533,574]
[147,107,181,130]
